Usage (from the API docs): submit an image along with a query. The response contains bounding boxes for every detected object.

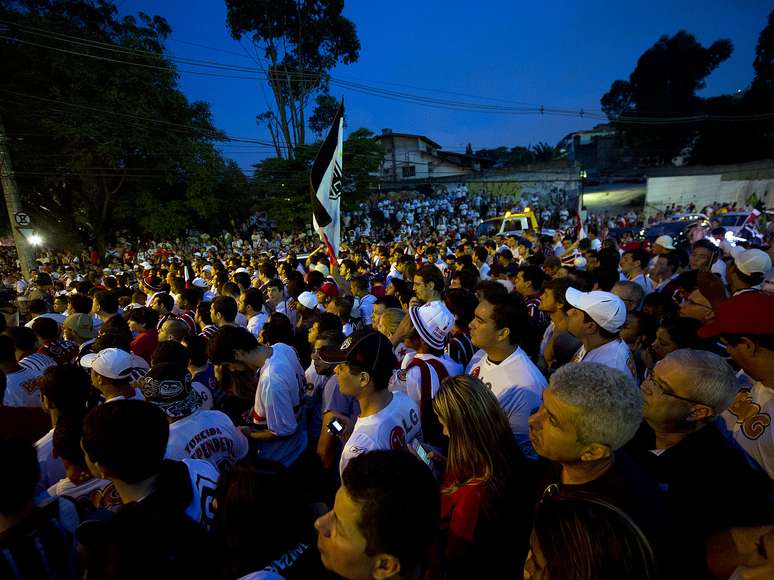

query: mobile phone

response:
[327,417,345,435]
[411,439,432,468]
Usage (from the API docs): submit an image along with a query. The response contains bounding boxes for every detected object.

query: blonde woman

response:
[431,374,532,579]
[377,307,417,364]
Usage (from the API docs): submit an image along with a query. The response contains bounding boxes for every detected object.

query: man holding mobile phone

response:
[319,329,422,478]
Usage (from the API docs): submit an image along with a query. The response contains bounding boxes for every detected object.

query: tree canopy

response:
[601,17,774,166]
[0,0,254,248]
[225,0,360,159]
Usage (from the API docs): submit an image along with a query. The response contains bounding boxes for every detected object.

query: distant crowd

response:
[0,186,774,579]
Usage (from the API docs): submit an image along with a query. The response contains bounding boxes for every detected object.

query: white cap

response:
[297,291,318,310]
[235,267,249,274]
[141,262,152,269]
[408,302,454,350]
[80,348,144,380]
[565,287,627,333]
[201,265,213,273]
[573,256,587,271]
[732,248,772,276]
[654,235,675,250]
[191,277,208,288]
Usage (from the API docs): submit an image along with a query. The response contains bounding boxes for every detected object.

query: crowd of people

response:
[1,186,774,579]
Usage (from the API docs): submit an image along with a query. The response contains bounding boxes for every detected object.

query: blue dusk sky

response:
[125,0,772,172]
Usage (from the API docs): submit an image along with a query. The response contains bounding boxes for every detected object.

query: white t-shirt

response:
[166,410,249,472]
[252,343,308,467]
[182,458,219,529]
[235,312,248,328]
[19,352,55,375]
[389,353,463,404]
[629,272,654,294]
[3,365,44,407]
[571,339,636,380]
[357,294,377,326]
[47,477,120,511]
[36,428,65,490]
[247,311,269,339]
[466,347,547,457]
[722,380,774,480]
[192,380,214,411]
[340,392,421,477]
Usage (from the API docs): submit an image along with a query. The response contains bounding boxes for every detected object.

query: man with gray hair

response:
[627,349,774,577]
[612,280,645,313]
[529,362,677,572]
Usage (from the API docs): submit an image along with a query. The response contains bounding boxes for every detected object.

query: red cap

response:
[320,282,339,298]
[698,291,774,338]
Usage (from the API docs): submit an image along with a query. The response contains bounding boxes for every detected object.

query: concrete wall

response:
[646,170,774,216]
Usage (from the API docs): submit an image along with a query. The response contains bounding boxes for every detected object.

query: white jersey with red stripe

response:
[251,342,308,467]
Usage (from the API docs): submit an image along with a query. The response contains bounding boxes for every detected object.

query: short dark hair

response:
[342,451,439,575]
[473,246,488,262]
[69,293,93,314]
[518,265,546,290]
[623,248,650,270]
[350,275,369,294]
[94,290,119,315]
[444,289,478,330]
[316,312,344,336]
[82,401,169,484]
[181,333,208,367]
[374,295,401,310]
[486,293,530,346]
[451,268,479,292]
[545,278,573,306]
[180,287,203,310]
[7,326,37,353]
[207,326,259,364]
[151,340,190,369]
[53,413,88,467]
[39,364,91,414]
[416,264,445,295]
[475,279,508,303]
[93,332,132,355]
[127,306,159,329]
[0,334,18,362]
[242,288,265,312]
[153,293,175,313]
[222,282,241,298]
[261,313,294,346]
[31,316,59,341]
[658,251,681,275]
[212,296,238,323]
[692,239,719,264]
[196,301,213,326]
[264,278,284,293]
[0,438,39,516]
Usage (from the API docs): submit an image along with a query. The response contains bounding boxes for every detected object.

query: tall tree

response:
[601,31,732,165]
[309,93,341,138]
[225,0,360,159]
[0,0,250,248]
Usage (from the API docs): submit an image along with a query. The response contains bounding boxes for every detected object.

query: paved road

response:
[582,183,646,215]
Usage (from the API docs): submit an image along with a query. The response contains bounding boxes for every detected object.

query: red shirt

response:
[440,478,487,543]
[131,329,159,364]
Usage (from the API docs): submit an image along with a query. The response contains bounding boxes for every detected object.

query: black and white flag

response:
[310,98,344,264]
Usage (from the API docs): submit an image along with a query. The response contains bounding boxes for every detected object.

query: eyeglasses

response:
[672,290,713,311]
[642,373,706,406]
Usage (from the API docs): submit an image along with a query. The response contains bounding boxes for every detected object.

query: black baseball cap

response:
[319,329,396,372]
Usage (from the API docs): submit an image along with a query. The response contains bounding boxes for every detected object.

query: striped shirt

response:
[20,352,55,373]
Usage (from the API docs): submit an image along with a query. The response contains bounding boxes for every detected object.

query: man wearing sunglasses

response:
[628,348,774,577]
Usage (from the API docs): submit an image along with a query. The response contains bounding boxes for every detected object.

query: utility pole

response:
[0,114,36,281]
